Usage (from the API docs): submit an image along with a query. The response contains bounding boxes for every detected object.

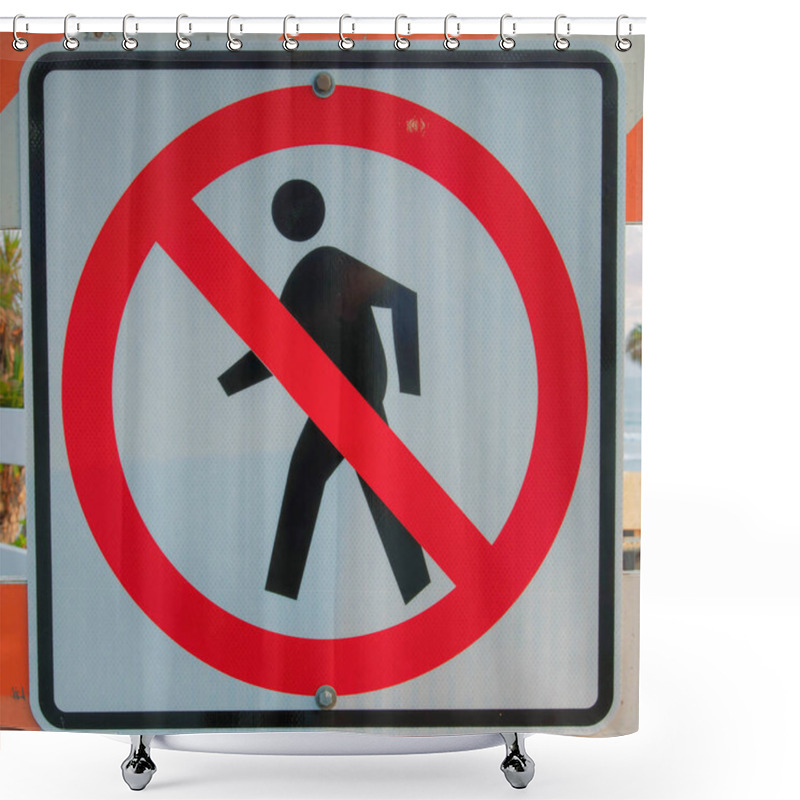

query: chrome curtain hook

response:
[227,15,242,50]
[616,14,632,51]
[63,13,80,51]
[500,14,515,50]
[283,15,298,51]
[554,14,570,51]
[122,14,138,50]
[339,14,354,50]
[176,13,191,50]
[444,14,460,50]
[394,15,410,50]
[12,15,29,51]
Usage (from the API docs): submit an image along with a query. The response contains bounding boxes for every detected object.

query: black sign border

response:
[26,46,620,732]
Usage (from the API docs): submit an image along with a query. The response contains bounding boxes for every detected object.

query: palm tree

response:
[626,323,641,365]
[0,231,26,545]
[1,230,24,408]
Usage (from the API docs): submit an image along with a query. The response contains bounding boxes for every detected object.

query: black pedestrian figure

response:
[218,180,431,604]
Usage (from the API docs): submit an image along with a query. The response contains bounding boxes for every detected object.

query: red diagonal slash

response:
[157,199,494,587]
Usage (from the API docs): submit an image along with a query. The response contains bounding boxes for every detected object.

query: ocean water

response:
[624,360,642,472]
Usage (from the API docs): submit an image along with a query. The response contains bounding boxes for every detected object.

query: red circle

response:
[62,86,588,695]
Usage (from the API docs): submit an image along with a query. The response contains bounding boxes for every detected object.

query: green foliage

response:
[626,323,642,365]
[1,230,24,408]
[12,524,26,549]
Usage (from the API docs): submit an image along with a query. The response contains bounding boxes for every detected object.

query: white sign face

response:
[23,41,623,734]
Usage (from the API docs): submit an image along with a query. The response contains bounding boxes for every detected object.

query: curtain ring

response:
[175,14,191,50]
[227,15,242,51]
[444,14,459,50]
[615,14,632,51]
[283,15,299,50]
[554,14,570,51]
[499,14,515,50]
[122,14,138,51]
[63,13,80,51]
[394,15,410,50]
[12,15,29,51]
[339,14,354,50]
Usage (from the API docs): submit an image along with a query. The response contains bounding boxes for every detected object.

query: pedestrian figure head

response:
[272,179,325,241]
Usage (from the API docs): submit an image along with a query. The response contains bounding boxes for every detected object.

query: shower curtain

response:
[1,22,644,743]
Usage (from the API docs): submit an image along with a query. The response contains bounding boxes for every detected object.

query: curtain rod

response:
[1,16,646,38]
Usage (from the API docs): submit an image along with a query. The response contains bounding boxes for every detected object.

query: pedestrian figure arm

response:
[389,288,421,396]
[218,351,272,396]
[348,258,420,396]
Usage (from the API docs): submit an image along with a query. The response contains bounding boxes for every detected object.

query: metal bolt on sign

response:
[315,685,338,709]
[313,72,335,98]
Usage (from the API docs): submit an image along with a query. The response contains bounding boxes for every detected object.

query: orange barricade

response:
[0,582,40,730]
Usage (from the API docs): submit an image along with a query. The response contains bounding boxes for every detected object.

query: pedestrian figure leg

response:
[358,477,431,603]
[266,419,344,598]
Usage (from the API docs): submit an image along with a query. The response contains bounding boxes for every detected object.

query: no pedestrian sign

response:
[23,43,622,733]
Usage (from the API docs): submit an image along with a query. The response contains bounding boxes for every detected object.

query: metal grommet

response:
[63,13,80,51]
[615,14,632,51]
[394,14,410,50]
[227,15,242,51]
[122,14,138,51]
[175,14,191,50]
[554,14,570,51]
[339,14,354,50]
[500,14,515,50]
[283,15,299,51]
[444,14,460,50]
[12,15,29,51]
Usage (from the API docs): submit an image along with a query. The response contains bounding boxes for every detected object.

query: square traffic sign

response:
[22,40,623,733]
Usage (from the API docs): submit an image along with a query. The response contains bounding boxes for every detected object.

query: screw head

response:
[315,685,337,709]
[313,72,335,98]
